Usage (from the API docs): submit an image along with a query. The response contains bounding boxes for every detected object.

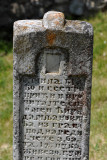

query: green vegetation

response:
[0,40,12,56]
[0,52,13,160]
[0,11,107,160]
[87,12,107,160]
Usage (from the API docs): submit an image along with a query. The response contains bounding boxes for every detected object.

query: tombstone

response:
[13,11,93,160]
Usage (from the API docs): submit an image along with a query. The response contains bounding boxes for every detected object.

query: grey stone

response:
[13,11,93,160]
[43,11,65,29]
[69,0,85,16]
[55,0,69,3]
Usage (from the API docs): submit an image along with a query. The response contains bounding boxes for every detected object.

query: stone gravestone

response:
[13,11,93,160]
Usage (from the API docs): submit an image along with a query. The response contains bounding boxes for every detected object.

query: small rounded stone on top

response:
[43,11,65,29]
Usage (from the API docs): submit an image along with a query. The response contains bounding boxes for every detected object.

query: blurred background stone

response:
[0,0,106,39]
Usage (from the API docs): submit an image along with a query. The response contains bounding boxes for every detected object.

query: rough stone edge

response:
[13,11,94,160]
[13,19,93,36]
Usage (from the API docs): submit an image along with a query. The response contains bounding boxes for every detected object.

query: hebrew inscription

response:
[19,50,86,160]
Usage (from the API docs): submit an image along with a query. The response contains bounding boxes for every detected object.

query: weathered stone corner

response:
[43,11,65,29]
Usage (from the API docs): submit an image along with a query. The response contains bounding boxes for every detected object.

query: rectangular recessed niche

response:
[46,54,60,73]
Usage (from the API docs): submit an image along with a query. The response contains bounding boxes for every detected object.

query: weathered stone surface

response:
[43,11,65,29]
[13,11,93,160]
